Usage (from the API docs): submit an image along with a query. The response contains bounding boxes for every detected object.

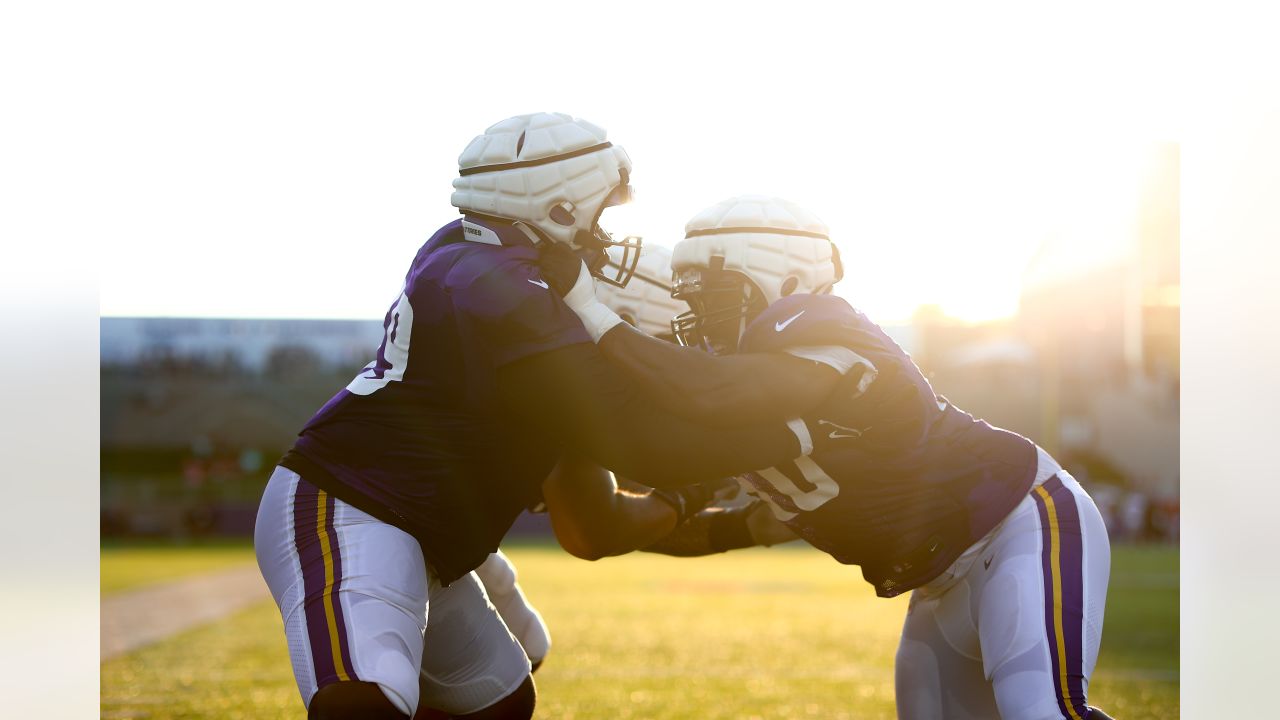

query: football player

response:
[254,118,809,720]
[539,195,1115,720]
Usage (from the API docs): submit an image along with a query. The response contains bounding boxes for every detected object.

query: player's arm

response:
[475,256,804,488]
[540,249,840,425]
[497,342,808,489]
[542,455,677,561]
[545,454,796,560]
[598,322,840,425]
[642,500,799,557]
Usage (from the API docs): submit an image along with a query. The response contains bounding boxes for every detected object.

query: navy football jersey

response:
[737,294,1037,597]
[283,217,590,585]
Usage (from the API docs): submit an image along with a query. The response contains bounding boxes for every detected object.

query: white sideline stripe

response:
[101,563,269,661]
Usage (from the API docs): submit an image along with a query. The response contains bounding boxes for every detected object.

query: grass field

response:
[101,542,264,595]
[101,543,1178,719]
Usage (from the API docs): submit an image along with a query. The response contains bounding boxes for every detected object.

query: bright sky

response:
[93,3,1182,324]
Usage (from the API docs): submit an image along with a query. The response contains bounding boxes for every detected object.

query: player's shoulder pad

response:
[444,244,561,320]
[739,294,871,354]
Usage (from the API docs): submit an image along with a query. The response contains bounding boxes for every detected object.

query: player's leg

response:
[473,550,551,671]
[979,472,1111,720]
[255,466,428,719]
[896,579,1000,720]
[308,681,407,719]
[418,570,535,719]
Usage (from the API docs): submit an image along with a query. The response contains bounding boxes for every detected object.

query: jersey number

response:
[753,455,840,521]
[346,288,414,396]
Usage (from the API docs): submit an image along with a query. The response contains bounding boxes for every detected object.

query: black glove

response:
[537,241,589,297]
[641,499,765,557]
[708,501,765,552]
[649,481,724,526]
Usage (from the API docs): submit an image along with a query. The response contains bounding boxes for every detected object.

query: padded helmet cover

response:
[672,194,840,306]
[451,112,635,250]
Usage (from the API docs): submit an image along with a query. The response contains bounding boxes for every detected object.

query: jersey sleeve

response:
[783,345,872,374]
[451,257,592,367]
[740,295,881,397]
[739,294,877,356]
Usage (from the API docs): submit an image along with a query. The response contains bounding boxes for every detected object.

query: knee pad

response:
[308,681,409,720]
[510,606,551,666]
[475,553,518,599]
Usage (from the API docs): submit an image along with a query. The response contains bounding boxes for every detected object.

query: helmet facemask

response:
[568,171,641,288]
[671,263,767,354]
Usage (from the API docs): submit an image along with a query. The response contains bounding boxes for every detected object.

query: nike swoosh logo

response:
[775,310,805,332]
[817,420,869,440]
[983,557,993,570]
[528,278,550,289]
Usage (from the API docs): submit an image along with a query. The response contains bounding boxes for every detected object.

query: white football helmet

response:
[451,112,641,286]
[670,195,843,352]
[594,243,686,341]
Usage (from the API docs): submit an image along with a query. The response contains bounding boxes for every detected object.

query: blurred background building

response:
[913,143,1180,541]
[101,319,384,538]
[100,144,1179,544]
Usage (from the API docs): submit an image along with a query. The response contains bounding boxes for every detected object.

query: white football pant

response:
[895,449,1111,720]
[254,466,531,717]
[473,550,551,667]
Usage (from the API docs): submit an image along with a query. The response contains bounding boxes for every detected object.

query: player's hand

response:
[537,241,589,297]
[651,482,722,526]
[745,501,799,546]
[704,476,746,506]
[537,241,623,342]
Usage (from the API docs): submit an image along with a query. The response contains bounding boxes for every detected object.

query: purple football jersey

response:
[283,217,590,584]
[737,294,1037,597]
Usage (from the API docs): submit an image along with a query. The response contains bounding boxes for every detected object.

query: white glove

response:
[561,260,624,343]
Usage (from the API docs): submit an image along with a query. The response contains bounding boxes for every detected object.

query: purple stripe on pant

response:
[292,477,357,688]
[1033,475,1089,719]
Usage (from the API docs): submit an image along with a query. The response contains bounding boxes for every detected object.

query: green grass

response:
[101,543,1178,719]
[101,541,256,595]
[1083,545,1180,718]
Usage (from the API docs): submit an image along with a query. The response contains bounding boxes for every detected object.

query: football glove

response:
[649,481,723,527]
[538,242,623,342]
